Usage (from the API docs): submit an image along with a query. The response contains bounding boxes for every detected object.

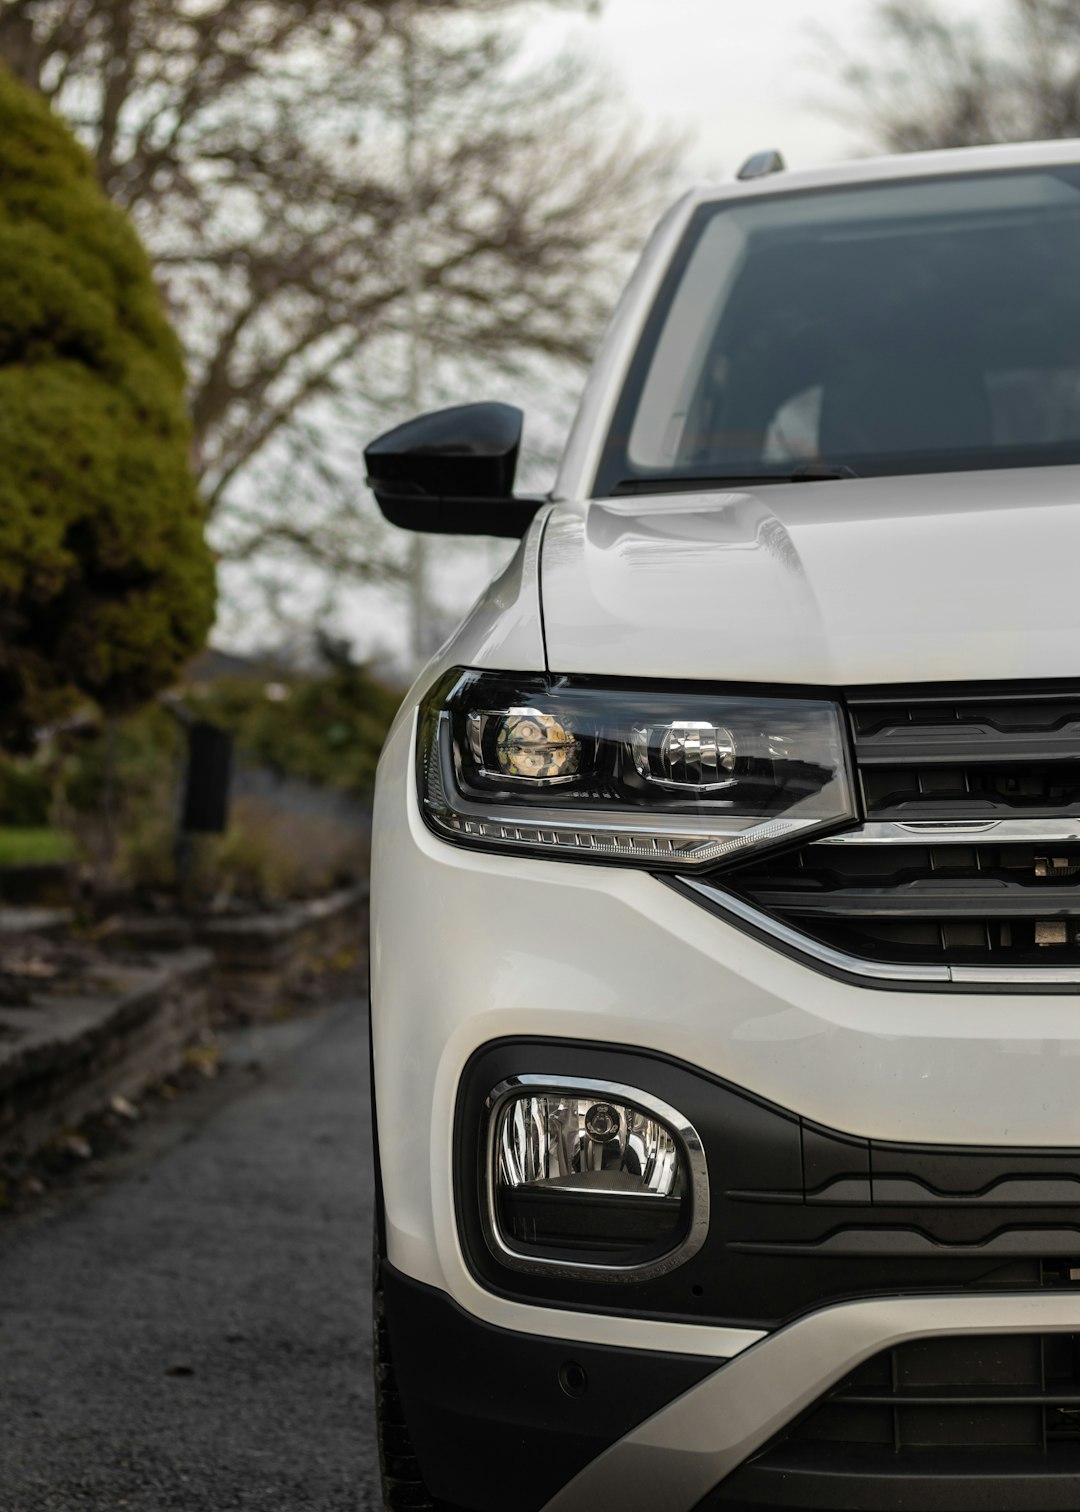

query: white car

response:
[366,140,1080,1512]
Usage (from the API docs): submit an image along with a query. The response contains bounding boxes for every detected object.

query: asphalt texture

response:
[0,996,378,1511]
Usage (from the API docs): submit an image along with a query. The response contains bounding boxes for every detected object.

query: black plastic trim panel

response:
[381,1262,718,1512]
[456,1039,1080,1327]
[702,1443,1080,1510]
[705,1329,1080,1510]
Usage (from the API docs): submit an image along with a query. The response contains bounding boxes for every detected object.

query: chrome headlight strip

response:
[818,818,1080,846]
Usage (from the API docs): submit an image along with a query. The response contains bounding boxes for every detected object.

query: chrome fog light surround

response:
[482,1074,710,1283]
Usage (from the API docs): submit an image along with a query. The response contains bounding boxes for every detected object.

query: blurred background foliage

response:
[0,0,675,907]
[0,64,214,749]
[187,650,400,800]
[0,651,397,903]
[841,0,1080,152]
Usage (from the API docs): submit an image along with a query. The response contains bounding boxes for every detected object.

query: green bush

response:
[189,660,400,798]
[0,67,215,746]
[0,753,51,827]
[0,827,75,865]
[40,654,396,901]
[122,797,369,905]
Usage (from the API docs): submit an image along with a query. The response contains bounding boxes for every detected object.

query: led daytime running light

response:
[420,669,856,871]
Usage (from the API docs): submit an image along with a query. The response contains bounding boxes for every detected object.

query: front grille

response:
[795,1334,1080,1452]
[853,689,1080,821]
[719,683,1080,976]
[707,1336,1080,1512]
[709,1335,1080,1511]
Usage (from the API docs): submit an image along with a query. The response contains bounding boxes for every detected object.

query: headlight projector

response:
[419,668,856,869]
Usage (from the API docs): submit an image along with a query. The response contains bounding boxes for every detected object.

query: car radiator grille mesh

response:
[792,1332,1080,1452]
[719,684,1080,973]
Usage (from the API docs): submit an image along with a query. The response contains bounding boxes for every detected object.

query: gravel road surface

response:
[0,996,376,1512]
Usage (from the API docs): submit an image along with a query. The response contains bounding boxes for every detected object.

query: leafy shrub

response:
[0,753,52,827]
[122,798,367,905]
[46,652,394,901]
[188,658,400,798]
[0,827,74,865]
[0,67,215,746]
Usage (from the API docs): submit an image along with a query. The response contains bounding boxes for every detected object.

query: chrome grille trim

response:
[679,879,950,983]
[679,876,1080,986]
[817,819,1080,846]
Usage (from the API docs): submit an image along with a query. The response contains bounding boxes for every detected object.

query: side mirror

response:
[364,402,546,538]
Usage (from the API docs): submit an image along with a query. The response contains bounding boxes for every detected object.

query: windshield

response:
[595,167,1080,495]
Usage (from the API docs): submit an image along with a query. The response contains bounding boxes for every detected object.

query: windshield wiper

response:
[612,462,859,495]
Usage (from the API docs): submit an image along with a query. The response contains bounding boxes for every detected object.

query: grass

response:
[0,827,76,865]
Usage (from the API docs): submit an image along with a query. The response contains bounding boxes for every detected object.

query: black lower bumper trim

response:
[381,1263,719,1512]
[704,1442,1080,1510]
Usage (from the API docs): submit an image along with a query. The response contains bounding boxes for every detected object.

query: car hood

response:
[540,467,1080,686]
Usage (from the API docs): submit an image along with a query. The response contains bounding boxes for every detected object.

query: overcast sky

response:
[532,0,864,173]
[532,0,993,175]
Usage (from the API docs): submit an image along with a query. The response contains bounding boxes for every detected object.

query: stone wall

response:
[0,949,214,1169]
[110,884,367,1021]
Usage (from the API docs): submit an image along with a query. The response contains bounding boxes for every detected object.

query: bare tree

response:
[840,0,1080,152]
[0,0,674,585]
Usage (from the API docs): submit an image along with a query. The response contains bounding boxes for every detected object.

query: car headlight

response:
[484,1075,709,1280]
[418,668,855,868]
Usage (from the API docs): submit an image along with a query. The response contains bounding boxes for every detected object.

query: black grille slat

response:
[857,724,1080,766]
[787,1335,1080,1453]
[850,689,1080,732]
[852,688,1080,822]
[727,840,1080,966]
[861,774,1080,820]
[720,683,1080,973]
[751,880,1080,920]
[838,1388,1080,1407]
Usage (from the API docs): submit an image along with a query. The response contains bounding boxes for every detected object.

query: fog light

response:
[484,1076,709,1280]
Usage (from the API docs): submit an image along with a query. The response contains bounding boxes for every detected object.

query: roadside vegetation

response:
[0,2,670,904]
[0,65,214,751]
[0,828,75,866]
[0,650,398,905]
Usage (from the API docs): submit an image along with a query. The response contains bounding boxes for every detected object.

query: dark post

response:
[181,722,233,833]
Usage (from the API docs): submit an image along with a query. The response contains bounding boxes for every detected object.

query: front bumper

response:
[381,1263,717,1512]
[371,708,1080,1505]
[544,1291,1080,1512]
[386,1265,1080,1512]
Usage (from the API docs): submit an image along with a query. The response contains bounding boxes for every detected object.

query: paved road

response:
[0,997,377,1511]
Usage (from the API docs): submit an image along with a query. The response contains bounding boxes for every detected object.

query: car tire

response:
[373,1231,436,1512]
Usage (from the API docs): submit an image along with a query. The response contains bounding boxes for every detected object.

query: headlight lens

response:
[419,668,855,868]
[485,1077,709,1279]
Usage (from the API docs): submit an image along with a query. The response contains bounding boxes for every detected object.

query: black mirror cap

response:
[364,402,545,538]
